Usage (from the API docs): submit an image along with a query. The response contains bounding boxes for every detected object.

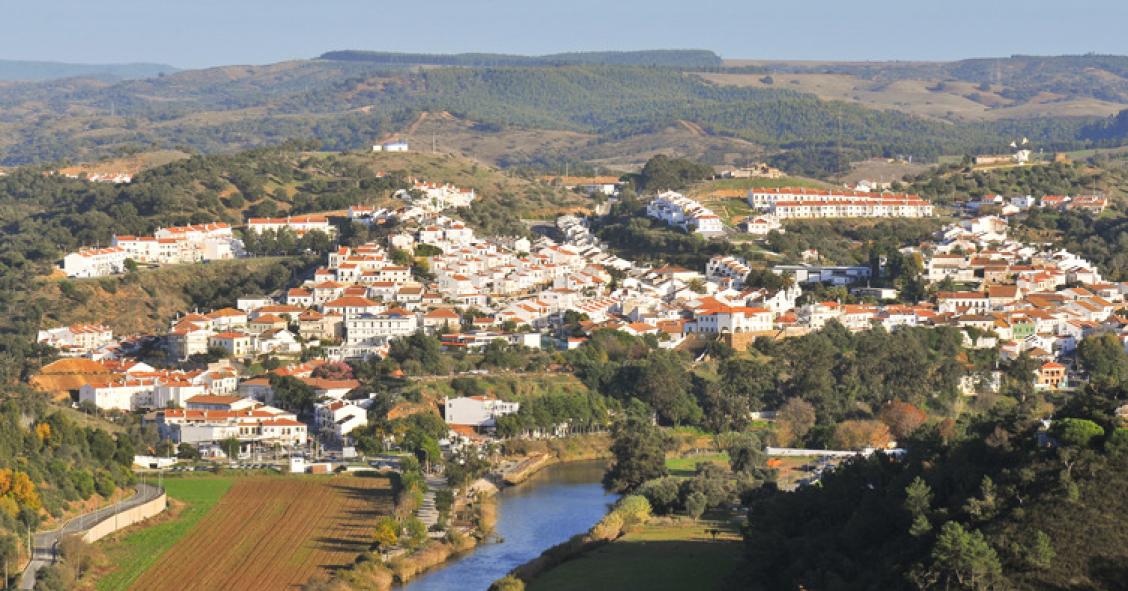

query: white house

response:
[443,396,520,430]
[37,324,114,353]
[315,400,368,439]
[691,305,773,334]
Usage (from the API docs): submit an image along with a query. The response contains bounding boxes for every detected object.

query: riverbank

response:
[500,433,612,486]
[314,482,498,591]
[311,440,613,591]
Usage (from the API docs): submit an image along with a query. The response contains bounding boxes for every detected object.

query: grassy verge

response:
[95,477,233,591]
[527,516,742,591]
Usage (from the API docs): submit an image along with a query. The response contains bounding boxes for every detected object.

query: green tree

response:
[905,476,933,519]
[635,352,700,426]
[603,414,672,493]
[685,491,707,521]
[927,521,1004,590]
[93,470,115,498]
[1052,418,1104,448]
[637,477,681,515]
[726,433,766,474]
[219,437,241,459]
[70,470,95,500]
[634,155,714,192]
[1022,530,1055,570]
[177,443,201,460]
[1078,333,1128,388]
[269,375,318,416]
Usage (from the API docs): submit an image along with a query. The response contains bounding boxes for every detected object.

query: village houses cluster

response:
[34,175,1128,459]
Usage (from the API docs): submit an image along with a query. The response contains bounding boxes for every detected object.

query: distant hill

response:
[0,53,1127,176]
[319,49,723,69]
[714,54,1128,122]
[0,59,178,81]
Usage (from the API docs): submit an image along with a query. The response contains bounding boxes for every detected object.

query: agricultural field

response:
[125,474,394,591]
[97,478,234,591]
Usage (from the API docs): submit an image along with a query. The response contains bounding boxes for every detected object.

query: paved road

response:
[19,483,163,590]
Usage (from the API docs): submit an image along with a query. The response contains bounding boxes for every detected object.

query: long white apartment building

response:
[646,191,724,235]
[247,214,335,236]
[62,246,128,278]
[113,222,239,265]
[748,187,933,219]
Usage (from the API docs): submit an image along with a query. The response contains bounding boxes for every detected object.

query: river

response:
[400,460,617,591]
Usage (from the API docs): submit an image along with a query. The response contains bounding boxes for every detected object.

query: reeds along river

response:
[400,460,617,591]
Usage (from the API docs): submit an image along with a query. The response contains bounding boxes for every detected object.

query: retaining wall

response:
[81,493,167,543]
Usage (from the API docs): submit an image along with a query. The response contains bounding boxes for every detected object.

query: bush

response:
[590,511,624,541]
[93,471,115,498]
[490,575,526,591]
[616,495,652,531]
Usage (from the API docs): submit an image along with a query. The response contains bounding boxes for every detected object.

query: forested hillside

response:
[0,390,143,581]
[0,57,1123,176]
[738,379,1128,590]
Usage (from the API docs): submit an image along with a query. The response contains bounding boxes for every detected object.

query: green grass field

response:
[95,477,233,591]
[665,453,730,478]
[529,517,743,591]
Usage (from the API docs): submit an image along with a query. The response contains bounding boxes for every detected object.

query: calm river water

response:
[399,460,616,591]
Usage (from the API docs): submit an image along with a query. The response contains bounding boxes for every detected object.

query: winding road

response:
[19,483,163,590]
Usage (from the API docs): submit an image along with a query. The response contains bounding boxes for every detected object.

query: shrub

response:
[616,495,652,531]
[590,511,624,541]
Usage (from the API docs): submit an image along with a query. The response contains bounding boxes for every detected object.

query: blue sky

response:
[5,0,1127,68]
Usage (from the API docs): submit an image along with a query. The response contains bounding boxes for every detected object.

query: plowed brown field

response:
[129,475,393,591]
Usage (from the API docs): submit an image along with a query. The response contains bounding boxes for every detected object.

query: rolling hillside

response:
[1,52,1127,178]
[714,55,1128,123]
